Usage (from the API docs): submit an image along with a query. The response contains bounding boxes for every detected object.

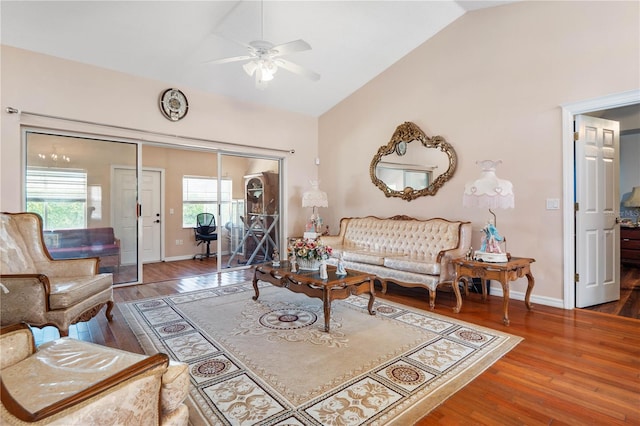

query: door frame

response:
[561,89,640,309]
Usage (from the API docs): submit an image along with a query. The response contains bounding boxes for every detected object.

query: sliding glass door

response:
[25,131,283,283]
[221,154,281,269]
[25,131,139,284]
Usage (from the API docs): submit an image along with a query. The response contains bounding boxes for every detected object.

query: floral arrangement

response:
[289,238,332,261]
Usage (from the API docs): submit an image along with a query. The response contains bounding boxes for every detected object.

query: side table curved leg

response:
[500,278,510,326]
[525,272,535,310]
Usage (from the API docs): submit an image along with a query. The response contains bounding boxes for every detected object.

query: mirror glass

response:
[370,122,457,201]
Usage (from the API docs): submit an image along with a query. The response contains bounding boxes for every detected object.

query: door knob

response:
[154,220,160,223]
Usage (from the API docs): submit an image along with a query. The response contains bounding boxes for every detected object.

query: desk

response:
[453,257,535,325]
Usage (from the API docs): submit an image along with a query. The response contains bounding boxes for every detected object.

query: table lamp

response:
[302,181,328,239]
[623,186,640,225]
[463,160,514,262]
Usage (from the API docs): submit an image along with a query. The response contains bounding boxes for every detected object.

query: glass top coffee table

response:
[253,261,376,332]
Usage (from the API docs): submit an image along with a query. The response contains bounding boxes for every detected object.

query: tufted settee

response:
[321,216,472,311]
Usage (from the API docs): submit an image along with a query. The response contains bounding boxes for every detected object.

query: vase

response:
[296,257,321,271]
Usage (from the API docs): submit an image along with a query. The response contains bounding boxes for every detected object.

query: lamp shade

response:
[623,186,640,208]
[463,160,514,209]
[302,181,328,208]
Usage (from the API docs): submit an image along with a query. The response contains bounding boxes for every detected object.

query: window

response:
[26,168,88,230]
[182,176,232,227]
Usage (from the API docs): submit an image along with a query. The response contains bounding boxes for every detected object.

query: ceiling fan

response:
[206,2,320,89]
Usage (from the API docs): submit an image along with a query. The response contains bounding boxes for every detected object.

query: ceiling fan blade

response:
[213,32,254,51]
[270,39,312,56]
[204,55,252,65]
[275,58,320,81]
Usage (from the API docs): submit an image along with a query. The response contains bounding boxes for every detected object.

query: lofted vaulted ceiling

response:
[1,1,514,117]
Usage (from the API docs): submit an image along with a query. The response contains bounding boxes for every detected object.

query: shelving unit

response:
[227,172,279,266]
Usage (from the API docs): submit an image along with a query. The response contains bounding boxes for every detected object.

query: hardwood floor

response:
[581,265,640,319]
[36,259,639,425]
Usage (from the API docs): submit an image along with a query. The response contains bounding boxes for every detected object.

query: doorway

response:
[562,90,640,310]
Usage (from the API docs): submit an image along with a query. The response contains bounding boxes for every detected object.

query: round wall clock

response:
[159,88,188,121]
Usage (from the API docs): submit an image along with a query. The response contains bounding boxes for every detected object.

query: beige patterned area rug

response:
[120,282,522,426]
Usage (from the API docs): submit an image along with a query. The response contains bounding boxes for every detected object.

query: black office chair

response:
[193,213,217,260]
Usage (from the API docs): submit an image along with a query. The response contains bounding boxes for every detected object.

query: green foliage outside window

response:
[27,201,86,230]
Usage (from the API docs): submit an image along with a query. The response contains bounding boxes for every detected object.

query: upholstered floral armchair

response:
[0,212,114,336]
[0,323,190,425]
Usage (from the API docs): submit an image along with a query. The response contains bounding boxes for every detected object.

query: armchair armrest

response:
[0,324,36,369]
[0,274,52,321]
[38,257,100,277]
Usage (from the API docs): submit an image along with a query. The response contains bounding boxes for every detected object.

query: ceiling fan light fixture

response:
[207,1,319,89]
[243,61,257,76]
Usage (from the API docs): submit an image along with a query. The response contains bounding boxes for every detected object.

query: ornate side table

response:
[452,257,535,325]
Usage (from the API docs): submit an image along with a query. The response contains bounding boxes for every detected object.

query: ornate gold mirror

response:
[370,121,457,201]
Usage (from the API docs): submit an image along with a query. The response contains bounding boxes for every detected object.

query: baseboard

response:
[488,285,565,309]
[163,251,231,263]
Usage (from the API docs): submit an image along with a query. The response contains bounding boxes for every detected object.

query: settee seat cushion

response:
[383,256,440,275]
[49,274,113,310]
[342,249,386,266]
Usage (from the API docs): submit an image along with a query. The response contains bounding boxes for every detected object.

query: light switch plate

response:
[546,198,560,210]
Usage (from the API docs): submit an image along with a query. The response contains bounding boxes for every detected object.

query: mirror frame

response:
[369,121,457,201]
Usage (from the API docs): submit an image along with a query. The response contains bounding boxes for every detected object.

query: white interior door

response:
[113,168,138,266]
[575,115,620,308]
[141,170,162,263]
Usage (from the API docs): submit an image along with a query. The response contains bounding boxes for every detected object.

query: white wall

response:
[318,1,640,305]
[1,45,319,236]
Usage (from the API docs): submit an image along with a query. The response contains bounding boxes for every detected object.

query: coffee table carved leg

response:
[451,276,462,313]
[323,288,331,332]
[525,272,535,310]
[367,279,376,315]
[252,276,260,301]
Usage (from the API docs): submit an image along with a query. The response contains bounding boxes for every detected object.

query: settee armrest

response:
[38,257,100,277]
[0,324,36,370]
[318,235,342,248]
[437,222,472,282]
